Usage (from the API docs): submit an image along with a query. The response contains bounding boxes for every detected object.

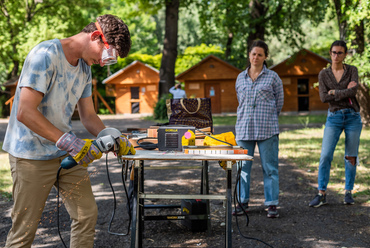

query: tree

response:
[158,0,179,97]
[126,0,196,99]
[198,0,328,68]
[349,5,370,125]
[332,0,370,125]
[0,0,103,117]
[0,0,102,81]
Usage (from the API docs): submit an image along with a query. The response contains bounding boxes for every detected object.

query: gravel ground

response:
[0,115,369,248]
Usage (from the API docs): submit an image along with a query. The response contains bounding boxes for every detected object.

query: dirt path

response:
[0,116,369,247]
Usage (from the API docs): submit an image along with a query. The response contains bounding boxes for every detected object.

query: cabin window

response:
[131,87,140,99]
[297,79,309,94]
[297,78,309,111]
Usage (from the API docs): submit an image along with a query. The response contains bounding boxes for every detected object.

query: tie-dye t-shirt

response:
[2,39,92,160]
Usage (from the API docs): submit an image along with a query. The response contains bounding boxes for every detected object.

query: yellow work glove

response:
[118,135,136,156]
[56,133,102,167]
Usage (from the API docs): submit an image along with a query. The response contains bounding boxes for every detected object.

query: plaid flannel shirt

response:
[235,65,284,141]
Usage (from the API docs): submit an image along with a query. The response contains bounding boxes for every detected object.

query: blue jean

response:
[236,135,279,206]
[318,109,362,191]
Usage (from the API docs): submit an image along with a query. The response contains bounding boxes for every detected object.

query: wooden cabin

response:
[103,61,159,114]
[176,55,242,114]
[270,49,330,112]
[2,76,19,113]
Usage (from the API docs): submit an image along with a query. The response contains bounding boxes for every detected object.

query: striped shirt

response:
[235,65,284,141]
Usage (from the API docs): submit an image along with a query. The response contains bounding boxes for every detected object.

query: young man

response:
[2,14,135,247]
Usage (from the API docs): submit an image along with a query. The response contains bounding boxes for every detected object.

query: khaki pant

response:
[5,154,98,248]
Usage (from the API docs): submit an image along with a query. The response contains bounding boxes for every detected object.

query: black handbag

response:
[169,98,213,129]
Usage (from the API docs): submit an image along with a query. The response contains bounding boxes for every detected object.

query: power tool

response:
[60,127,123,169]
[157,125,196,151]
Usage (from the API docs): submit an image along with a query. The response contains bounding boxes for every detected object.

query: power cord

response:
[56,155,133,248]
[135,137,158,150]
[53,127,272,247]
[104,153,132,236]
[194,128,234,146]
[233,161,274,248]
[56,166,68,248]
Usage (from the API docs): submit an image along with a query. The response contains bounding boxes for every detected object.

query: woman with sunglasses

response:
[309,40,362,208]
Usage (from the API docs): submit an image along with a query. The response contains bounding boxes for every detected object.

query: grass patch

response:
[0,142,12,200]
[144,114,327,126]
[280,127,370,203]
[278,114,327,126]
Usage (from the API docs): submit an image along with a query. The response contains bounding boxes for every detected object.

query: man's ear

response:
[91,30,101,41]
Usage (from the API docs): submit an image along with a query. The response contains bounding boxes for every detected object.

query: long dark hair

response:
[330,40,348,53]
[246,40,269,68]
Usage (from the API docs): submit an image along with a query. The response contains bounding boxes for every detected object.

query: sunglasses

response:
[330,51,345,56]
[95,21,117,65]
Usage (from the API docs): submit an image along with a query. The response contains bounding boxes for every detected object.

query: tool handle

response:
[60,141,99,169]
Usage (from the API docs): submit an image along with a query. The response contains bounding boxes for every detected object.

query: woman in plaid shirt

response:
[233,40,284,218]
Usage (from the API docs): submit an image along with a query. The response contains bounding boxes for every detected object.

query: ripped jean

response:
[318,109,362,191]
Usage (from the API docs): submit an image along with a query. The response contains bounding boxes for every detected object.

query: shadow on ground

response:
[0,116,369,247]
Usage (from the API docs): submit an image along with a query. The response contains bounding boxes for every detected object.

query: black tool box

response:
[181,199,208,232]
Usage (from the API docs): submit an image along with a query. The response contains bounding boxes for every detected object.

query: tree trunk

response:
[246,0,267,62]
[352,20,365,54]
[357,83,370,126]
[225,31,233,61]
[246,25,265,53]
[333,0,352,41]
[8,60,19,80]
[158,0,179,99]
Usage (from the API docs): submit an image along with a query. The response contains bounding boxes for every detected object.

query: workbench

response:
[120,150,253,248]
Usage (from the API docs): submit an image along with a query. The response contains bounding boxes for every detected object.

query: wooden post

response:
[92,78,115,114]
[5,95,15,113]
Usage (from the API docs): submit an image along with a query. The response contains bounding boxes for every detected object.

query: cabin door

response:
[205,83,221,113]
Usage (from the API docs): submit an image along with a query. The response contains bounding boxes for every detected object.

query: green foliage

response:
[153,94,171,120]
[121,53,162,70]
[91,53,162,84]
[197,0,330,68]
[347,44,370,86]
[175,44,224,74]
[0,0,103,78]
[99,0,163,54]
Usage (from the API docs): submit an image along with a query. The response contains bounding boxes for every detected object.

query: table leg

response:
[202,161,212,235]
[138,160,144,248]
[226,161,232,248]
[130,161,139,248]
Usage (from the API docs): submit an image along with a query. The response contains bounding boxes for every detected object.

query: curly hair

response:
[82,14,131,58]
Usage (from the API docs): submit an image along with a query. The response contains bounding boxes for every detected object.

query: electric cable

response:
[56,155,133,248]
[233,161,274,248]
[105,153,132,236]
[55,127,274,247]
[195,128,234,146]
[56,166,68,248]
[134,137,158,150]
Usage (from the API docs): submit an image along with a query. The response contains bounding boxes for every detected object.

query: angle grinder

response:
[60,127,123,169]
